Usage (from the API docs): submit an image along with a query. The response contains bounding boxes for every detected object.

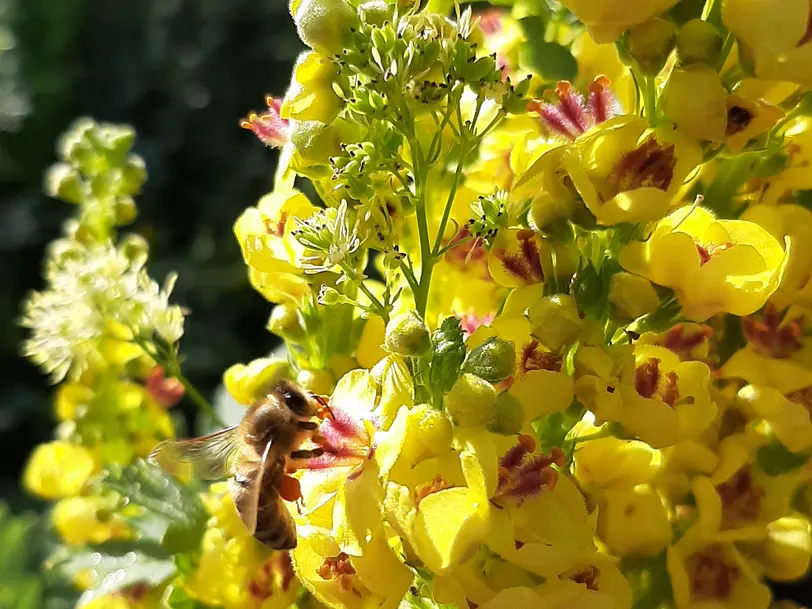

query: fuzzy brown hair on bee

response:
[149,379,329,549]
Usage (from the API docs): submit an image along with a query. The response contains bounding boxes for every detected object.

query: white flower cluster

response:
[21,240,184,382]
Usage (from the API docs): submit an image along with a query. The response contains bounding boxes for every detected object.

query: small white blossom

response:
[20,240,184,382]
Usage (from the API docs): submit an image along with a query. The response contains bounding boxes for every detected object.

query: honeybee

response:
[149,380,330,550]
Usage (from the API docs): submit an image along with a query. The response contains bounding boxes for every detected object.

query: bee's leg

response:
[296,421,319,431]
[278,474,302,503]
[290,447,324,460]
[288,447,325,472]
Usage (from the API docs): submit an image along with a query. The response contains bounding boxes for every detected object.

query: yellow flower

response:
[561,116,702,226]
[720,312,812,395]
[753,117,812,206]
[573,423,662,489]
[223,358,290,405]
[737,384,812,453]
[723,0,812,88]
[233,188,318,304]
[739,514,812,583]
[53,497,130,545]
[692,461,805,540]
[619,205,789,321]
[189,485,299,609]
[23,440,96,499]
[559,0,680,43]
[743,204,812,310]
[619,345,716,448]
[667,527,772,609]
[596,485,672,557]
[81,597,131,609]
[486,464,596,579]
[280,51,342,124]
[724,95,784,153]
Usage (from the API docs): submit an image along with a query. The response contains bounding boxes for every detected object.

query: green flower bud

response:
[445,373,497,427]
[121,155,147,195]
[676,19,723,67]
[267,304,307,342]
[358,0,392,27]
[627,17,677,76]
[292,0,358,57]
[113,196,138,226]
[385,311,431,357]
[463,337,515,383]
[45,163,84,204]
[119,234,150,267]
[488,392,525,435]
[296,368,335,395]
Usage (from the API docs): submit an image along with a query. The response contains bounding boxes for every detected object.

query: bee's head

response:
[275,380,315,417]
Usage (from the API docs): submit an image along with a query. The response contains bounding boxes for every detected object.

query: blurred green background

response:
[0,0,300,512]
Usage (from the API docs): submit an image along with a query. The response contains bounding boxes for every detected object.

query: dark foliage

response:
[0,0,298,509]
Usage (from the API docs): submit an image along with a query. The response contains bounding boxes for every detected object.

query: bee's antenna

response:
[312,394,335,420]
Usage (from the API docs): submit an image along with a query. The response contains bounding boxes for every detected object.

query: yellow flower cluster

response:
[22,1,812,609]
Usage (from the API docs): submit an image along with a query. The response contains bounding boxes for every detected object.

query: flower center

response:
[687,545,740,602]
[492,435,563,506]
[444,227,491,279]
[529,77,618,140]
[726,105,754,136]
[264,212,288,238]
[307,400,374,471]
[248,553,295,600]
[318,552,357,592]
[634,358,679,407]
[695,241,733,266]
[240,96,290,149]
[715,466,763,527]
[494,229,544,283]
[569,565,601,591]
[660,323,713,360]
[742,304,804,359]
[787,386,812,421]
[414,474,451,507]
[521,339,562,374]
[609,136,676,194]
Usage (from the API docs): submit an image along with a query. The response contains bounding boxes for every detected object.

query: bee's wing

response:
[148,426,241,480]
[239,437,274,535]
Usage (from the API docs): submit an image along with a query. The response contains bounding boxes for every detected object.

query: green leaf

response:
[519,38,577,82]
[49,541,175,606]
[756,438,809,477]
[428,316,466,396]
[92,459,208,554]
[533,399,584,455]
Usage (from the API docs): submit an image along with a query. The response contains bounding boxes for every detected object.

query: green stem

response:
[432,144,469,256]
[411,136,434,319]
[135,336,225,428]
[573,426,614,445]
[174,368,225,429]
[356,280,389,323]
[643,75,658,124]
